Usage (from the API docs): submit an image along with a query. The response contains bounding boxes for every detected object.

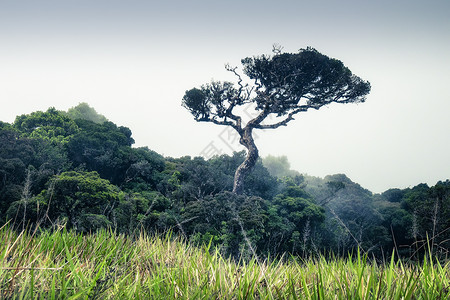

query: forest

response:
[1,103,449,262]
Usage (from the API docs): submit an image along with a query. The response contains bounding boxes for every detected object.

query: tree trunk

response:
[233,127,259,195]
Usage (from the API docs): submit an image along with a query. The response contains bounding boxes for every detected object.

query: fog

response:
[0,0,449,193]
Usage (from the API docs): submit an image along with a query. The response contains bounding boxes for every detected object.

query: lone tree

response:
[182,47,371,195]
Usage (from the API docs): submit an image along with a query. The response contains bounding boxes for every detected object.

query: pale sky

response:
[1,0,449,193]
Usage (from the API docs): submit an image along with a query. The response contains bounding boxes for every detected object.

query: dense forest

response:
[1,103,449,261]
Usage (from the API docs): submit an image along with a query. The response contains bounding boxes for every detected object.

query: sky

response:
[0,0,449,193]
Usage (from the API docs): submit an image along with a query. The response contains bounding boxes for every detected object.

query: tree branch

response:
[209,118,235,127]
[225,64,251,103]
[253,105,313,130]
[198,115,242,132]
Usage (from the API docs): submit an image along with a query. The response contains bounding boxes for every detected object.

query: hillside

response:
[0,104,449,260]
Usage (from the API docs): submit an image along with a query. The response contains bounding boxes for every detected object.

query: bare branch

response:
[225,63,250,102]
[198,115,242,132]
[253,105,313,130]
[272,43,283,54]
[252,77,264,96]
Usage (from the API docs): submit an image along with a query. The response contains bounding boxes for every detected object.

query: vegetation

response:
[0,103,449,297]
[182,47,370,194]
[64,102,108,124]
[1,225,449,299]
[1,105,449,261]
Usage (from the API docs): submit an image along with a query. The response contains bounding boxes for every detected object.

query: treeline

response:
[1,104,449,260]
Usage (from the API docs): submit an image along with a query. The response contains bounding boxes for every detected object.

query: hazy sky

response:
[1,0,449,193]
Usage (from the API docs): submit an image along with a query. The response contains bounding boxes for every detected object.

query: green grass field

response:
[1,224,449,299]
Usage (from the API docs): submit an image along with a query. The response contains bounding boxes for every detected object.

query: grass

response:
[0,224,449,299]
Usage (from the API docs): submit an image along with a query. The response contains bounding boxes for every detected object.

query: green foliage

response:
[166,156,229,201]
[0,123,71,220]
[377,202,412,254]
[268,179,325,254]
[274,182,324,228]
[66,119,135,184]
[262,155,301,178]
[180,191,269,259]
[1,105,449,262]
[13,107,79,144]
[401,180,450,254]
[122,147,165,190]
[48,171,120,231]
[181,87,213,120]
[65,102,108,123]
[382,188,406,203]
[183,47,370,122]
[242,47,371,113]
[7,171,121,232]
[114,191,171,234]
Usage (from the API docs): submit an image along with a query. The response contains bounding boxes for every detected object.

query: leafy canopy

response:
[182,47,370,129]
[13,107,79,144]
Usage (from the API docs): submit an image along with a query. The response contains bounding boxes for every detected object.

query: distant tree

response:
[382,188,406,203]
[66,102,108,124]
[262,155,301,178]
[377,203,412,255]
[403,181,450,254]
[122,147,165,191]
[272,178,325,254]
[182,47,370,194]
[316,174,382,253]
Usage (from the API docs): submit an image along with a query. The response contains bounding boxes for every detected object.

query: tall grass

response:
[1,224,449,299]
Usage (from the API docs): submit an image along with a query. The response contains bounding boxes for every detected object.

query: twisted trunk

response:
[232,127,259,195]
